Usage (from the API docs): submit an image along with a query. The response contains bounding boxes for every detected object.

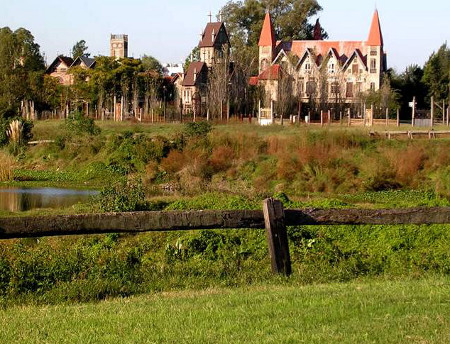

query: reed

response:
[6,120,23,144]
[0,151,14,181]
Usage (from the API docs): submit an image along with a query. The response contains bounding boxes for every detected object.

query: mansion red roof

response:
[199,22,228,48]
[182,61,207,87]
[259,12,276,47]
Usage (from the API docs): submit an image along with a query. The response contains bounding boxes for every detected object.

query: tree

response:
[183,46,200,72]
[220,0,326,48]
[142,55,163,75]
[422,43,450,104]
[72,40,90,59]
[0,27,45,118]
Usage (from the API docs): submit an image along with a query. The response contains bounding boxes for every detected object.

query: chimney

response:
[212,29,216,42]
[194,68,197,82]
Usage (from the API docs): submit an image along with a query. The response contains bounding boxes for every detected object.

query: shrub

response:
[183,122,212,138]
[66,111,100,136]
[99,178,149,212]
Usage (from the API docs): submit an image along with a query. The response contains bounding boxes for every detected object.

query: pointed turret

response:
[367,10,383,46]
[258,11,276,47]
[313,19,323,41]
[258,11,276,73]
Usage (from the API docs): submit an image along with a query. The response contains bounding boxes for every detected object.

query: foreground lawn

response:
[1,277,449,344]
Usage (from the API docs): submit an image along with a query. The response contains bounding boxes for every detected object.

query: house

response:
[71,56,96,69]
[45,55,74,86]
[45,55,96,85]
[181,61,208,115]
[180,20,231,116]
[252,10,387,122]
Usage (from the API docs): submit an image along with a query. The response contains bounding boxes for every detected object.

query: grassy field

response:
[1,277,449,344]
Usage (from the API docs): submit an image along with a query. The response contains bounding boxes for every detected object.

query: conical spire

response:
[258,11,276,47]
[313,19,323,40]
[367,10,383,46]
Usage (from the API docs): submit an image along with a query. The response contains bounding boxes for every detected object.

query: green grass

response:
[1,277,449,343]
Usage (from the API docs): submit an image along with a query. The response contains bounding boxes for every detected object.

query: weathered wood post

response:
[263,199,291,276]
[397,108,400,127]
[320,111,324,127]
[431,96,434,128]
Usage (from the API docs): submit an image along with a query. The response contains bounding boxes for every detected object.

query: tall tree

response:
[422,43,450,103]
[0,27,45,118]
[72,40,90,59]
[220,0,326,48]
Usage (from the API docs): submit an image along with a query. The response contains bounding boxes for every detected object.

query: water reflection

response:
[0,188,98,212]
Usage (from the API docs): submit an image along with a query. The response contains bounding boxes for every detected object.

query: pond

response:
[0,188,99,212]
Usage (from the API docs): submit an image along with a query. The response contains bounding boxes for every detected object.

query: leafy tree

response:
[72,40,90,59]
[220,0,325,48]
[184,46,200,72]
[0,27,45,118]
[390,65,427,118]
[141,55,163,75]
[422,43,450,103]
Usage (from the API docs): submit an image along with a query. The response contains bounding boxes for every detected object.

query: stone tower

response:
[110,34,128,59]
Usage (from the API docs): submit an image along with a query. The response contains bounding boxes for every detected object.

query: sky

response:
[1,0,449,72]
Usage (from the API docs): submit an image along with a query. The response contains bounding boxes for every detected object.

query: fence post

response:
[263,199,291,276]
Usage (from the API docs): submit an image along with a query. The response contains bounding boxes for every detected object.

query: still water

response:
[0,188,99,212]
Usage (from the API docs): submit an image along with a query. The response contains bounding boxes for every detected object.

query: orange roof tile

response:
[278,40,367,64]
[258,12,276,47]
[367,10,383,46]
[258,64,280,80]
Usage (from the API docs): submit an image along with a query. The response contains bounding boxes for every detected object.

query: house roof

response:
[258,64,280,80]
[278,40,367,64]
[182,61,207,86]
[199,22,228,48]
[72,56,96,69]
[259,11,276,47]
[45,55,74,74]
[367,10,383,46]
[249,77,259,86]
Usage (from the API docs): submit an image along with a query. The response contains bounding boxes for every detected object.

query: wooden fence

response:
[1,200,449,276]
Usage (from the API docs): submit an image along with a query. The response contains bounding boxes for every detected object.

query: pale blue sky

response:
[1,0,449,71]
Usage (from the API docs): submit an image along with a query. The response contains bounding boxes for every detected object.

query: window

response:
[352,63,359,74]
[331,82,340,94]
[306,80,317,96]
[305,63,311,71]
[370,82,376,91]
[370,47,377,56]
[370,59,377,73]
[356,82,363,94]
[298,78,304,95]
[346,82,354,97]
[261,58,269,71]
[328,63,335,74]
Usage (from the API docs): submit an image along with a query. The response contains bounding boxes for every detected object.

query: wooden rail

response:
[1,202,449,275]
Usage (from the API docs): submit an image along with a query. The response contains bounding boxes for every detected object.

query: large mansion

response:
[252,10,386,110]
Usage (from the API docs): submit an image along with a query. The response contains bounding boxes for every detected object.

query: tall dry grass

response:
[0,151,15,181]
[6,120,23,144]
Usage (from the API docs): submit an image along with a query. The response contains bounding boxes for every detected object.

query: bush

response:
[99,178,149,212]
[183,122,212,138]
[66,111,100,136]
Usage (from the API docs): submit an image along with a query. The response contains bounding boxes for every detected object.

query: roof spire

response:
[367,9,383,46]
[313,19,323,40]
[258,10,276,47]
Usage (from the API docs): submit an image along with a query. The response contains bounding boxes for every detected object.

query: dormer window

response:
[305,63,311,71]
